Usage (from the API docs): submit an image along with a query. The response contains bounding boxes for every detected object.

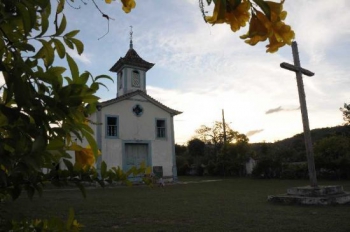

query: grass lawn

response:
[1,177,350,232]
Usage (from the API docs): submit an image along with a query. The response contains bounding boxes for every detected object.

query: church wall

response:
[96,95,175,177]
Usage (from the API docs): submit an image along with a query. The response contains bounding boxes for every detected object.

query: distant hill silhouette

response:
[250,125,350,161]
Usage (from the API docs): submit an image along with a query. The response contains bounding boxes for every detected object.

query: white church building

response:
[88,35,181,181]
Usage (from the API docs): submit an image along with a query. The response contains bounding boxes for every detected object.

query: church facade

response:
[88,38,181,180]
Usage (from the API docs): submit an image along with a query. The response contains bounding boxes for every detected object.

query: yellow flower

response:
[75,145,101,169]
[205,0,250,32]
[265,1,294,50]
[205,0,226,24]
[105,0,112,4]
[226,0,250,32]
[121,0,136,13]
[265,34,285,53]
[240,12,268,45]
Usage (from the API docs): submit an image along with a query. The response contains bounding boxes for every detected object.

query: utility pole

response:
[222,109,226,178]
[222,109,227,144]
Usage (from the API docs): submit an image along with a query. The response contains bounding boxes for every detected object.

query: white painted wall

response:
[90,94,176,178]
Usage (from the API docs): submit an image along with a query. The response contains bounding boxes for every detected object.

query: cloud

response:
[246,129,264,137]
[266,106,300,114]
[266,106,283,114]
[67,50,92,64]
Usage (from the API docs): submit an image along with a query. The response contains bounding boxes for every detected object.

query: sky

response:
[2,0,350,144]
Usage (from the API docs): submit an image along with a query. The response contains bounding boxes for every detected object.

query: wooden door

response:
[125,143,148,171]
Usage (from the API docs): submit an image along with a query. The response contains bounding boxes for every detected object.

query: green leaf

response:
[96,82,110,91]
[53,38,66,59]
[90,82,99,91]
[56,14,67,36]
[75,182,87,198]
[34,46,46,59]
[47,138,65,150]
[13,42,35,52]
[0,35,5,53]
[66,53,79,80]
[67,208,75,229]
[70,38,84,55]
[82,130,98,158]
[82,95,99,104]
[63,37,74,49]
[48,66,66,76]
[16,3,32,36]
[252,0,271,19]
[38,39,55,67]
[63,159,74,172]
[35,2,51,38]
[64,30,80,38]
[101,161,107,179]
[31,135,46,153]
[95,74,114,82]
[56,0,65,14]
[0,112,8,127]
[79,71,90,85]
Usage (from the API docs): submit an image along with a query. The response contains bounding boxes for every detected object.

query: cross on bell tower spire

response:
[129,26,133,49]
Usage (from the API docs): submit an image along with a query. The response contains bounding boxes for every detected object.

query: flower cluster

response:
[240,0,294,52]
[205,0,251,32]
[75,145,101,169]
[205,0,295,53]
[121,0,136,13]
[105,0,136,13]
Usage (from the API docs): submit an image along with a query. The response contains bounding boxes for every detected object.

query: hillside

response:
[250,125,350,161]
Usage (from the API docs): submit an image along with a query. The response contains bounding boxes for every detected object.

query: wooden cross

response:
[280,41,318,188]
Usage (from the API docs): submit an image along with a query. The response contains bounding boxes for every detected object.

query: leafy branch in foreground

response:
[0,0,113,200]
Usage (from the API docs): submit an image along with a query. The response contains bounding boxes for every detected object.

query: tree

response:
[188,138,206,158]
[194,121,249,176]
[1,0,107,199]
[0,0,149,209]
[314,135,350,179]
[340,102,350,125]
[175,144,187,156]
[196,121,248,149]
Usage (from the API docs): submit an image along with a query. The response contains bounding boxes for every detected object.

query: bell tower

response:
[110,27,154,97]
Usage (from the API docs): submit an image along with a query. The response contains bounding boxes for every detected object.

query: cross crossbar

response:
[280,62,314,77]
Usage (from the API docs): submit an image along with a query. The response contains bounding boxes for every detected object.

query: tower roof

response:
[109,48,154,72]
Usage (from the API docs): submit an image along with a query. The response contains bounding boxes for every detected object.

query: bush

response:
[176,156,190,176]
[252,158,281,179]
[281,163,308,179]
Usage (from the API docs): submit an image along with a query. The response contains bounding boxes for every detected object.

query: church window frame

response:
[105,115,119,138]
[132,104,143,117]
[155,118,167,139]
